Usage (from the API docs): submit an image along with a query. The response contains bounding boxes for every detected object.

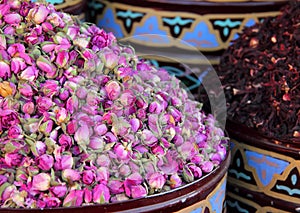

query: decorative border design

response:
[177,174,227,213]
[228,139,300,211]
[95,0,281,52]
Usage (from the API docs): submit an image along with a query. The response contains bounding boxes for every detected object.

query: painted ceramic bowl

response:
[90,0,288,66]
[0,151,230,213]
[226,120,300,213]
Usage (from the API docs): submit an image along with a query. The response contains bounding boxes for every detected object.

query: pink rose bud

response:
[63,190,84,207]
[56,50,69,68]
[7,125,23,139]
[60,154,73,170]
[28,4,50,24]
[37,154,54,171]
[105,81,121,100]
[22,102,34,115]
[84,188,92,203]
[131,185,147,199]
[149,101,162,114]
[75,87,87,99]
[0,4,10,16]
[0,109,20,129]
[169,173,182,189]
[58,134,73,149]
[41,42,56,53]
[0,60,11,79]
[148,172,166,189]
[108,180,124,194]
[41,22,53,32]
[7,43,25,56]
[114,143,129,160]
[94,124,107,136]
[93,184,110,204]
[66,120,77,135]
[55,107,68,124]
[88,136,104,150]
[5,152,22,167]
[96,155,111,167]
[183,165,194,183]
[151,145,164,155]
[11,57,26,74]
[82,170,95,185]
[119,164,131,177]
[4,13,22,24]
[66,96,79,114]
[32,173,51,191]
[129,118,141,132]
[189,165,202,178]
[2,185,16,201]
[96,167,109,183]
[36,56,57,78]
[102,50,119,69]
[62,169,81,182]
[59,89,69,101]
[41,80,59,97]
[169,107,182,122]
[200,161,214,173]
[74,125,90,146]
[35,141,47,156]
[50,185,67,198]
[141,130,158,147]
[19,83,33,97]
[38,120,53,136]
[66,26,79,40]
[37,97,53,113]
[20,66,38,81]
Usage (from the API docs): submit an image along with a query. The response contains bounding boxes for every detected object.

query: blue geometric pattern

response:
[209,177,226,212]
[98,8,124,38]
[182,21,219,48]
[32,0,63,3]
[190,207,203,213]
[245,150,290,187]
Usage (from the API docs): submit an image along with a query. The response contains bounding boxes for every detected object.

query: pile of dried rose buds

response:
[0,0,228,208]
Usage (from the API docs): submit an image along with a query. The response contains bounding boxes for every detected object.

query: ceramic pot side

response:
[90,0,287,65]
[226,120,300,213]
[0,152,230,213]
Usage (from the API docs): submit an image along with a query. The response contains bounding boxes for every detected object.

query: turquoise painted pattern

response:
[32,0,64,3]
[245,150,290,187]
[98,8,124,38]
[209,176,226,212]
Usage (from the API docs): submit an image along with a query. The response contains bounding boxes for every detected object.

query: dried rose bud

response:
[39,120,54,136]
[60,154,74,170]
[56,50,69,68]
[19,83,34,97]
[36,56,57,78]
[130,185,147,199]
[58,134,73,150]
[55,107,68,124]
[0,109,20,129]
[96,155,111,167]
[94,124,108,136]
[66,120,77,135]
[89,137,104,150]
[41,80,59,97]
[82,170,95,185]
[28,4,50,24]
[8,125,23,139]
[189,165,202,178]
[4,13,22,24]
[148,172,166,190]
[169,173,182,189]
[36,154,54,171]
[96,167,109,183]
[93,184,110,204]
[63,190,84,207]
[114,143,130,160]
[32,173,51,191]
[141,130,158,147]
[22,102,35,115]
[62,169,80,183]
[83,188,92,203]
[0,81,13,97]
[108,180,124,194]
[200,161,214,173]
[129,118,141,132]
[50,185,67,198]
[105,81,121,101]
[20,66,38,81]
[0,61,11,79]
[11,57,26,74]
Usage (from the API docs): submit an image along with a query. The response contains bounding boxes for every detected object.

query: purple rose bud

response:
[22,102,35,115]
[63,190,84,207]
[84,188,92,203]
[130,185,147,199]
[66,96,79,114]
[141,130,158,147]
[105,81,121,101]
[4,13,22,24]
[5,152,22,167]
[136,109,146,120]
[36,141,47,156]
[59,89,69,101]
[19,83,33,97]
[148,172,166,189]
[50,185,67,198]
[169,173,182,189]
[94,124,107,136]
[55,107,68,124]
[119,164,131,177]
[200,161,214,173]
[66,26,80,40]
[0,4,10,16]
[20,66,38,81]
[93,184,110,204]
[89,136,104,150]
[0,60,11,79]
[173,135,184,146]
[75,87,87,99]
[104,132,117,143]
[0,175,8,185]
[149,101,162,114]
[169,107,182,122]
[62,169,81,182]
[74,125,90,146]
[37,154,54,171]
[41,22,53,32]
[82,170,95,185]
[44,197,61,208]
[120,90,135,106]
[28,4,50,24]
[32,173,51,191]
[151,145,164,155]
[171,97,182,107]
[8,125,23,139]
